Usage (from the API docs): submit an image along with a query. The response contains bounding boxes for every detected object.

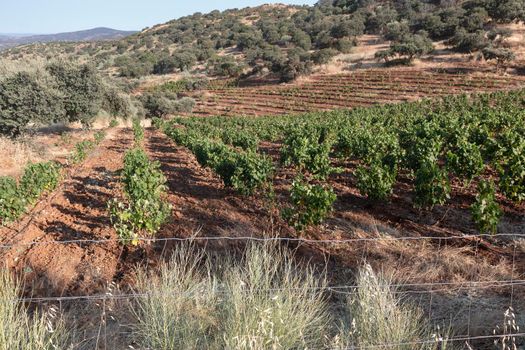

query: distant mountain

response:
[0,27,137,50]
[0,33,35,37]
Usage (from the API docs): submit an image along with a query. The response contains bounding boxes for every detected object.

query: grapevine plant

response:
[0,161,61,225]
[109,147,171,245]
[165,126,274,196]
[0,131,105,225]
[281,176,337,230]
[471,180,501,234]
[0,177,26,224]
[70,140,95,164]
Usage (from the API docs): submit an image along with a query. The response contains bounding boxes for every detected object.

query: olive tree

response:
[46,62,104,127]
[482,47,515,69]
[207,56,244,77]
[0,72,64,136]
[376,32,434,64]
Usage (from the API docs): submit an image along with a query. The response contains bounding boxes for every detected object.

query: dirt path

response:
[0,129,133,297]
[144,129,285,243]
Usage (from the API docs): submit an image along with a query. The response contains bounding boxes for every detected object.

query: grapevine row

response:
[108,120,171,245]
[165,88,525,232]
[0,131,106,225]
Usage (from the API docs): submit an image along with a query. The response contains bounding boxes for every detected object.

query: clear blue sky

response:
[1,0,317,34]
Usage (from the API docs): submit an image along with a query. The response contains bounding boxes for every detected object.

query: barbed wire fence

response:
[1,232,524,348]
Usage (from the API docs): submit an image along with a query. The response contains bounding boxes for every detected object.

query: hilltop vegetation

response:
[1,3,525,348]
[2,0,524,84]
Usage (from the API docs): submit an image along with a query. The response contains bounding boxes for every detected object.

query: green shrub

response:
[221,130,258,152]
[151,117,165,130]
[281,127,338,180]
[0,62,126,137]
[312,48,338,64]
[207,56,244,78]
[355,161,397,201]
[94,130,106,144]
[499,150,525,203]
[132,118,144,144]
[101,86,132,118]
[414,161,451,208]
[140,92,193,116]
[46,62,104,127]
[0,177,26,224]
[109,119,119,128]
[446,28,488,53]
[229,152,274,196]
[193,140,230,168]
[376,32,434,64]
[174,97,195,113]
[191,138,272,195]
[19,162,61,204]
[0,71,64,137]
[70,140,95,164]
[471,180,502,234]
[282,177,337,230]
[482,46,515,68]
[154,78,209,94]
[446,137,485,184]
[110,147,171,245]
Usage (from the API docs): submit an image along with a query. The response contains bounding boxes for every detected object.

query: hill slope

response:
[1,1,524,82]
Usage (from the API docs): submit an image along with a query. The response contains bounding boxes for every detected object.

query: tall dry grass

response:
[132,243,446,350]
[0,244,457,349]
[133,242,330,350]
[333,264,449,350]
[0,269,70,350]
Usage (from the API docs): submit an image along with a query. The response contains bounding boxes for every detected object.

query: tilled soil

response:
[143,129,293,253]
[189,68,525,117]
[143,129,525,335]
[1,128,523,297]
[0,129,133,297]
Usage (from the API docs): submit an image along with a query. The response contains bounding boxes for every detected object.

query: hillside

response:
[2,1,524,84]
[0,27,137,50]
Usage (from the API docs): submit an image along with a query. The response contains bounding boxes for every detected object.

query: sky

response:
[0,0,317,34]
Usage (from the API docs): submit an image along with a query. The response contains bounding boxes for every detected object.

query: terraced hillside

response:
[188,67,525,116]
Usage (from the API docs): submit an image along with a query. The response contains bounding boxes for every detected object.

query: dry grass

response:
[377,240,513,286]
[0,137,44,177]
[130,242,449,350]
[0,114,122,178]
[0,269,70,350]
[331,213,514,287]
[332,264,448,350]
[4,241,513,349]
[132,242,330,349]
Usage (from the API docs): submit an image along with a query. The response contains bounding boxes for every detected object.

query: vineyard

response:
[160,88,525,236]
[1,87,525,347]
[188,67,525,116]
[3,0,525,346]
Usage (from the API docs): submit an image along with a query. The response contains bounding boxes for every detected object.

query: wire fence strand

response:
[1,232,524,250]
[9,278,525,304]
[342,332,525,349]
